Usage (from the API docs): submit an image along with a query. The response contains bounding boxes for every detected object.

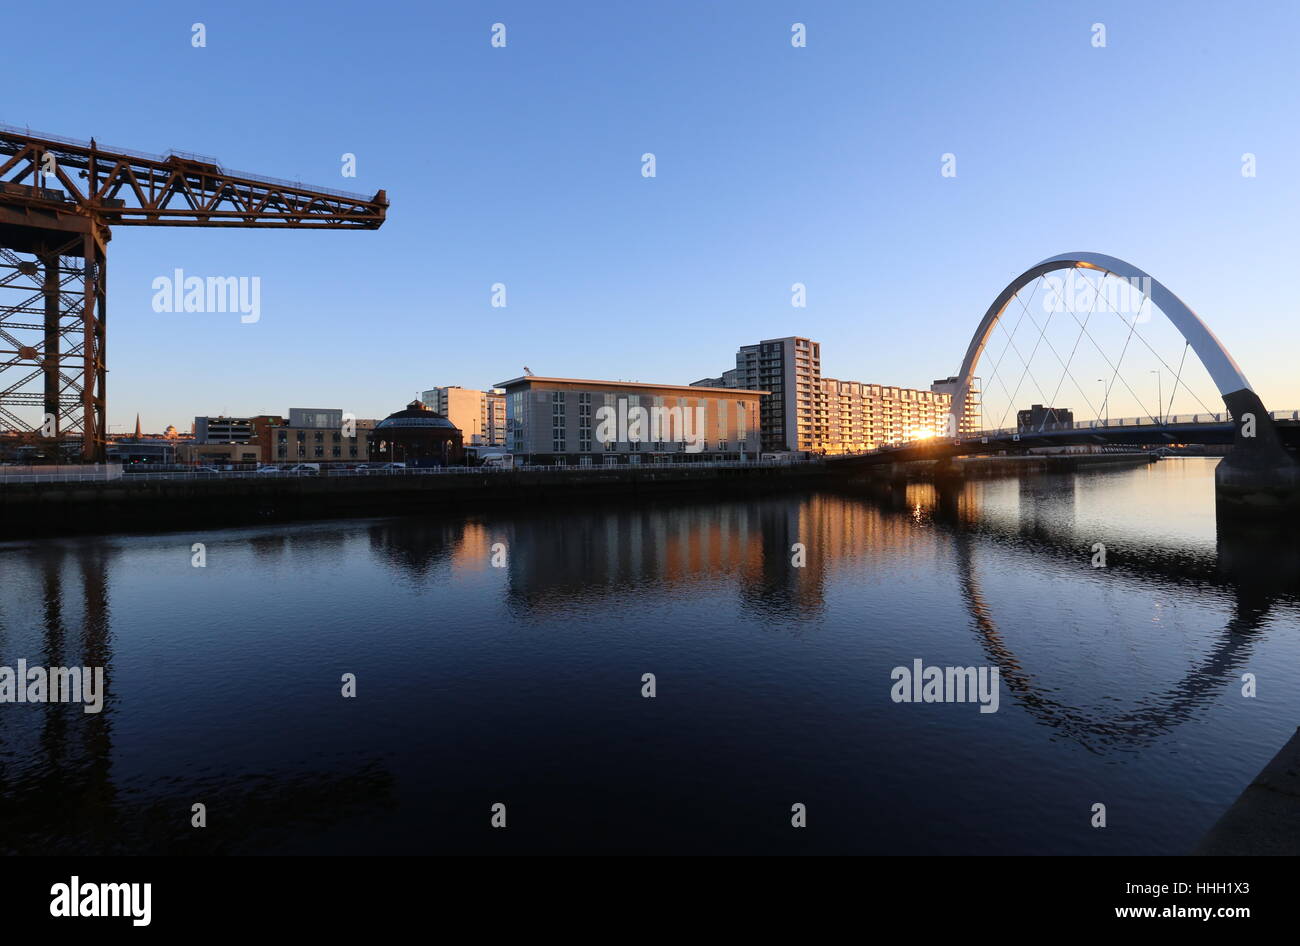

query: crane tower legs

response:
[0,211,107,462]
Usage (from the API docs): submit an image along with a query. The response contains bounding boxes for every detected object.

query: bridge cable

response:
[985,275,1083,430]
[1168,341,1191,422]
[980,282,1049,430]
[982,278,1046,419]
[1010,273,1106,429]
[1047,271,1161,425]
[991,311,1061,430]
[987,273,1106,432]
[1090,280,1217,417]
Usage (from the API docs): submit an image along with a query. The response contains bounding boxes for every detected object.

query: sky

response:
[5,0,1300,433]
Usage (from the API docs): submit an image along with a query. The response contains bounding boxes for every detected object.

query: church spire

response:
[134,413,142,440]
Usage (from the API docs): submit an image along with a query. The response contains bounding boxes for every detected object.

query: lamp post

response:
[1151,370,1162,424]
[1097,379,1107,426]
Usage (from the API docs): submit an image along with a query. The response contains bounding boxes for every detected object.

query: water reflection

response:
[0,543,398,855]
[474,475,1296,752]
[492,501,830,623]
[1,461,1297,853]
[850,472,1296,751]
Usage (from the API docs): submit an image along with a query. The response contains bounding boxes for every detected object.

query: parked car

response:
[377,462,406,470]
[255,465,283,474]
[286,463,321,475]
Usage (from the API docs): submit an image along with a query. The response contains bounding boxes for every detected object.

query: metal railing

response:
[965,410,1300,440]
[0,121,378,203]
[970,413,1234,440]
[0,456,824,485]
[847,408,1300,456]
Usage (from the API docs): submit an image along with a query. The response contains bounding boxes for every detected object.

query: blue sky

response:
[6,0,1300,432]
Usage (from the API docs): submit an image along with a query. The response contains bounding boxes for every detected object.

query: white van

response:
[480,453,514,469]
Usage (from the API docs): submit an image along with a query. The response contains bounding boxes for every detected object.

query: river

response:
[1,458,1296,854]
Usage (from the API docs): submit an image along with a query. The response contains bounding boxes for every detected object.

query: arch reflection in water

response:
[858,467,1293,752]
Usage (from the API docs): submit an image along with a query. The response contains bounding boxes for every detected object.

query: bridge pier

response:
[1216,390,1300,518]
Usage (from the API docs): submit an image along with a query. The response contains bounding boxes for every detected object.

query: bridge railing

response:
[956,408,1300,444]
[855,408,1300,453]
[970,412,1241,440]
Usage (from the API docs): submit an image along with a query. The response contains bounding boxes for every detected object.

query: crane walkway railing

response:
[0,121,376,203]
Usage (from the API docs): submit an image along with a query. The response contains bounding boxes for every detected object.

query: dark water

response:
[1,458,1297,855]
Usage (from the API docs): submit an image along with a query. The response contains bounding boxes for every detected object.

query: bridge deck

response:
[827,413,1300,467]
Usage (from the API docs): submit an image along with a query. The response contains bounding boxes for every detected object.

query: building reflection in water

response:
[367,517,468,580]
[493,500,832,624]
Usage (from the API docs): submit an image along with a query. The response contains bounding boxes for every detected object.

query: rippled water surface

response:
[1,458,1297,854]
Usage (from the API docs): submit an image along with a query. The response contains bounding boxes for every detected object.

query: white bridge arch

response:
[950,252,1256,434]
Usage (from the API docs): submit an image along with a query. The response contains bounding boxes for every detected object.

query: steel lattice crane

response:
[0,124,388,461]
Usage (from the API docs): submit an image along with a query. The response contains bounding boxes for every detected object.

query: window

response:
[314,446,324,458]
[332,446,341,457]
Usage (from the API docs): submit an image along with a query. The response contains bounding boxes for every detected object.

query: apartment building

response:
[696,336,980,453]
[930,376,982,435]
[689,368,738,390]
[728,336,825,452]
[420,386,506,446]
[819,378,952,453]
[494,375,765,464]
